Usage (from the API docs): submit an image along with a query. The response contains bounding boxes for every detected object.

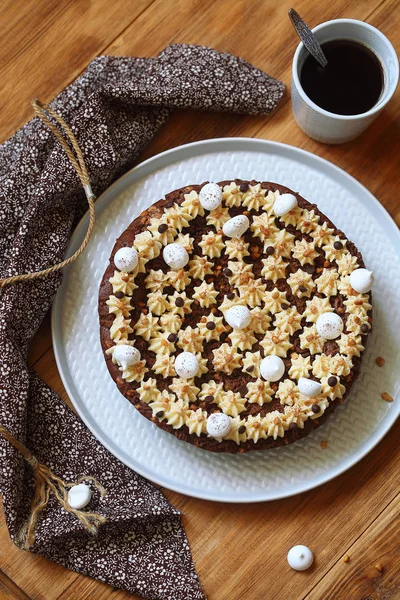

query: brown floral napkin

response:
[0,44,284,599]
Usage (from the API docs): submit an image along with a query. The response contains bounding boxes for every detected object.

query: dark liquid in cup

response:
[300,39,384,115]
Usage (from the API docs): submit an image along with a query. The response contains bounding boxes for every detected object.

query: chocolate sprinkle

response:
[239,182,249,192]
[206,321,216,330]
[328,376,337,387]
[223,268,233,277]
[312,404,320,413]
[204,395,214,403]
[165,201,174,208]
[156,410,164,418]
[227,292,236,300]
[281,303,290,310]
[175,297,184,307]
[238,425,246,434]
[158,223,168,233]
[115,291,124,299]
[266,246,275,255]
[334,241,343,250]
[246,366,254,373]
[361,324,369,334]
[299,286,307,293]
[167,333,178,343]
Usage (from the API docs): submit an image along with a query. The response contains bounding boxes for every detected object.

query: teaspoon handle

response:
[289,8,328,68]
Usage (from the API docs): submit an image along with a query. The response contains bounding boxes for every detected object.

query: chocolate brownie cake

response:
[98,180,373,453]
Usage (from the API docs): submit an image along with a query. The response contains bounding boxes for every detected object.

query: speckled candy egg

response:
[175,352,199,379]
[222,215,250,238]
[260,355,285,382]
[67,483,92,510]
[316,312,343,340]
[287,545,314,571]
[199,182,222,210]
[114,246,139,272]
[163,243,189,270]
[206,413,231,438]
[113,345,141,370]
[225,305,251,329]
[273,193,298,217]
[349,268,374,293]
[298,377,322,398]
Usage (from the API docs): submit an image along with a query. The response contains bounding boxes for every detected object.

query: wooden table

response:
[0,1,399,599]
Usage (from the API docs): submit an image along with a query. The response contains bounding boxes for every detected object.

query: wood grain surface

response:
[0,1,399,599]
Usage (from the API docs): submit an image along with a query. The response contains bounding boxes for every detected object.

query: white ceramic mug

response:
[291,19,399,144]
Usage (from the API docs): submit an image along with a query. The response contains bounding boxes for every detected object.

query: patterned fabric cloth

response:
[0,44,283,599]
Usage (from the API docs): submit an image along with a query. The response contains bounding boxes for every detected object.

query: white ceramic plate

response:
[52,138,400,503]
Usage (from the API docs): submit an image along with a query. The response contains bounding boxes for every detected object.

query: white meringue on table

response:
[287,545,314,571]
[163,243,189,270]
[260,355,285,382]
[273,193,298,217]
[175,352,199,379]
[225,305,251,330]
[316,312,343,340]
[222,215,250,238]
[349,268,374,294]
[67,483,92,510]
[298,377,322,398]
[199,182,222,210]
[114,246,139,272]
[113,344,141,370]
[206,413,231,438]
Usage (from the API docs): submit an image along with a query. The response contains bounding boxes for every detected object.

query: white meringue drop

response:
[113,345,141,370]
[114,247,139,272]
[316,312,343,340]
[225,305,251,330]
[222,215,250,238]
[206,413,231,438]
[349,268,374,294]
[67,483,92,510]
[199,182,222,210]
[175,352,199,379]
[260,355,285,382]
[273,193,298,217]
[163,243,189,270]
[298,377,322,398]
[287,545,314,571]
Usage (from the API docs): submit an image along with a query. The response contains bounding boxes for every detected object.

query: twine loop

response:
[0,99,96,289]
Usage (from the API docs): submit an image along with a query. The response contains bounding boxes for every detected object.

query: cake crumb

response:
[375,356,385,367]
[381,392,393,403]
[375,562,384,573]
[343,554,350,563]
[320,440,328,449]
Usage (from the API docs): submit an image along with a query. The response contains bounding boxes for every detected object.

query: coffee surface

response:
[300,39,383,116]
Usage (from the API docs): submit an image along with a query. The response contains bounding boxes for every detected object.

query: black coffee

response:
[300,39,383,116]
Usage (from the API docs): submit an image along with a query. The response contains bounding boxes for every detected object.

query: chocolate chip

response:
[333,241,343,250]
[115,291,124,299]
[238,425,246,434]
[299,286,307,292]
[361,324,369,334]
[312,404,320,413]
[204,395,214,403]
[175,297,184,307]
[156,411,164,418]
[206,321,216,330]
[239,182,249,192]
[266,246,275,255]
[220,332,228,341]
[158,223,168,233]
[227,293,236,300]
[167,333,177,343]
[165,201,174,208]
[281,303,290,310]
[239,385,247,396]
[303,264,316,274]
[243,256,253,264]
[328,376,337,387]
[223,268,233,277]
[246,366,254,373]
[289,422,298,431]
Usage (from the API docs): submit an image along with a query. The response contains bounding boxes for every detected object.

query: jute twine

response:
[0,100,106,548]
[0,99,96,289]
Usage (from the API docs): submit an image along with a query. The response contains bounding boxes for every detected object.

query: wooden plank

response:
[0,501,78,600]
[0,0,156,142]
[0,570,31,600]
[304,495,400,600]
[27,312,52,367]
[56,576,138,600]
